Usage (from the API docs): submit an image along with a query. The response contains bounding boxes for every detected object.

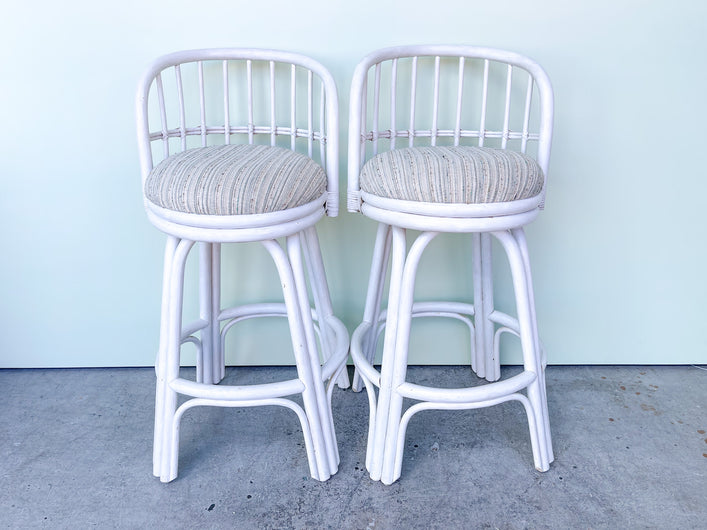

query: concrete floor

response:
[1,365,705,528]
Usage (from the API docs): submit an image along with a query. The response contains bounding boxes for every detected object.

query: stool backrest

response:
[137,49,340,216]
[347,45,553,212]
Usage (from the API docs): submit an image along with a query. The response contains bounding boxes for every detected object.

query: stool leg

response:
[493,229,552,471]
[198,243,215,385]
[302,226,349,390]
[513,228,554,464]
[212,243,224,382]
[379,231,438,485]
[352,223,392,392]
[159,238,195,482]
[472,233,499,382]
[153,235,178,477]
[288,233,340,473]
[368,226,406,481]
[262,238,333,481]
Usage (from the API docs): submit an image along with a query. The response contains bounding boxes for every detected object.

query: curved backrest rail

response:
[148,126,327,142]
[357,57,546,153]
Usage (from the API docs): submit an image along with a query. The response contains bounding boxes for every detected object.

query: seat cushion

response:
[359,146,543,204]
[145,144,327,215]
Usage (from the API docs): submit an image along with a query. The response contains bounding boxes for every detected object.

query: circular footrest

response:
[173,303,349,403]
[350,302,539,397]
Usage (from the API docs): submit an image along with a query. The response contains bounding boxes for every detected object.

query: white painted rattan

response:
[136,48,349,483]
[347,45,554,485]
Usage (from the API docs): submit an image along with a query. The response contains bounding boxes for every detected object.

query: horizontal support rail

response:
[150,126,326,143]
[170,376,304,401]
[364,130,539,142]
[397,370,536,404]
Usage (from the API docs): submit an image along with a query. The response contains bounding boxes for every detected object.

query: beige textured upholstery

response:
[145,144,327,215]
[359,146,543,204]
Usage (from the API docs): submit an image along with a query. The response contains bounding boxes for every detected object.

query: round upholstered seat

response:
[359,146,543,205]
[145,144,327,216]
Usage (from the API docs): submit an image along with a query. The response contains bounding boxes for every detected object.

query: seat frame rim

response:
[360,201,540,232]
[359,191,542,219]
[145,192,326,228]
[145,195,327,242]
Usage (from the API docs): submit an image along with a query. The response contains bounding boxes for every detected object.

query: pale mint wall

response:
[1,1,705,367]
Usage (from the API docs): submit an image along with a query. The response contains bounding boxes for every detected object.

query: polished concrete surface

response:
[1,365,705,528]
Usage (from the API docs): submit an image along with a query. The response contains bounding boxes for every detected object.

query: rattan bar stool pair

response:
[136,45,554,485]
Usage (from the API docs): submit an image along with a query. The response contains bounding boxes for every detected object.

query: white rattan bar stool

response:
[347,45,555,485]
[136,49,349,483]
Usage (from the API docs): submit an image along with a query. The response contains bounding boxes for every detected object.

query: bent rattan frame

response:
[136,48,349,483]
[347,45,555,485]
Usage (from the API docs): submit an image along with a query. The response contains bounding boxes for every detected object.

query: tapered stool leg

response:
[368,226,406,480]
[211,243,224,383]
[379,231,438,485]
[198,243,216,385]
[288,233,340,472]
[263,238,334,481]
[159,238,195,483]
[153,235,179,477]
[302,226,350,390]
[472,233,500,382]
[494,229,552,471]
[352,223,392,392]
[513,228,554,464]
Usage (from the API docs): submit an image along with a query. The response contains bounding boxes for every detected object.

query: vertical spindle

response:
[409,57,417,147]
[454,57,465,146]
[390,58,398,150]
[431,56,440,146]
[320,83,326,165]
[223,61,230,144]
[175,66,186,152]
[270,61,276,146]
[308,70,314,158]
[521,75,533,153]
[198,62,207,147]
[501,65,512,149]
[246,60,254,144]
[156,73,169,158]
[479,59,490,147]
[291,65,296,150]
[360,79,368,165]
[372,63,381,155]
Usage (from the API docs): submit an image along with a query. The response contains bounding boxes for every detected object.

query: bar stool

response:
[347,45,555,484]
[136,49,349,483]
